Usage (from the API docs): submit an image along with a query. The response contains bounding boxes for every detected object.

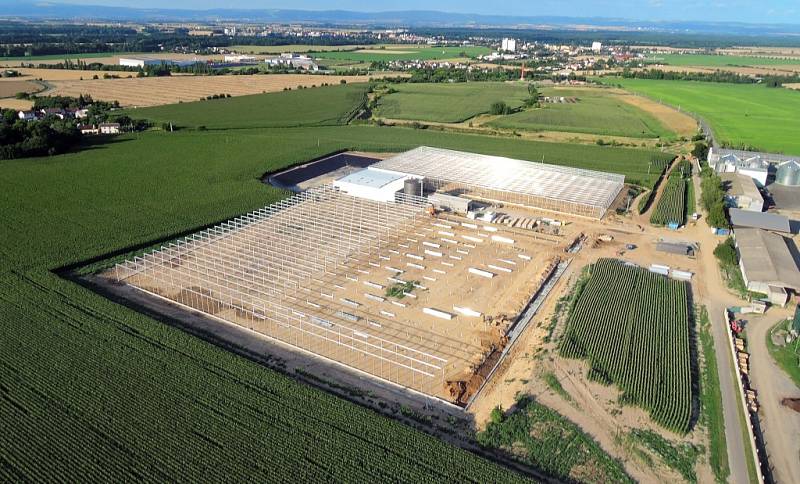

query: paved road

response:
[686,174,751,483]
[747,314,800,484]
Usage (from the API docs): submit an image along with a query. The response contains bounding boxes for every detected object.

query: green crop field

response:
[375,82,530,123]
[488,88,674,138]
[312,45,490,62]
[127,82,367,129]
[561,259,693,433]
[227,44,370,54]
[0,108,673,480]
[646,54,800,67]
[605,78,800,155]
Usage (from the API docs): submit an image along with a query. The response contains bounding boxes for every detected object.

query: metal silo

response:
[776,160,800,186]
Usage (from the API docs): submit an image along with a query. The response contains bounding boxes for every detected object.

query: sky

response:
[38,0,800,24]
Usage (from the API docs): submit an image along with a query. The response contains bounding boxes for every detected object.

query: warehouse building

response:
[729,208,790,233]
[333,168,420,203]
[707,147,772,186]
[368,146,624,219]
[722,173,764,212]
[734,228,800,306]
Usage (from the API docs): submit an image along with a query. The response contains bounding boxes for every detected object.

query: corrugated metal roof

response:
[721,173,763,204]
[729,208,790,233]
[734,228,800,290]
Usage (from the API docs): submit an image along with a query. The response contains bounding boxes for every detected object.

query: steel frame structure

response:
[372,146,625,218]
[115,186,453,395]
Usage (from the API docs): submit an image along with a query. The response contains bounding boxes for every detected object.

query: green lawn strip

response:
[489,88,674,139]
[628,429,701,482]
[542,372,572,402]
[600,78,800,155]
[375,82,530,123]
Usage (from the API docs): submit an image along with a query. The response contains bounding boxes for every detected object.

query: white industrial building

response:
[722,173,764,212]
[501,38,517,52]
[707,147,800,187]
[223,54,257,63]
[338,147,624,219]
[591,41,602,52]
[119,57,202,68]
[333,168,420,203]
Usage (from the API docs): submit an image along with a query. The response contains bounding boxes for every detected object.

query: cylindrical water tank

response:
[776,160,800,186]
[403,178,422,196]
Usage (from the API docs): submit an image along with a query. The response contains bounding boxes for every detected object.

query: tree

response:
[713,238,737,266]
[691,142,709,160]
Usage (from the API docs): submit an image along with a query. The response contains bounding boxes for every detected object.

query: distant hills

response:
[3,2,800,35]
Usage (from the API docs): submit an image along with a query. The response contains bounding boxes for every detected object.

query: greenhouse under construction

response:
[370,146,625,219]
[112,146,612,403]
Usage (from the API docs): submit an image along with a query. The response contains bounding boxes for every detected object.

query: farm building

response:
[370,146,624,219]
[733,228,800,305]
[119,57,204,68]
[99,123,121,134]
[729,208,791,233]
[333,168,420,203]
[427,192,473,214]
[707,147,771,186]
[722,173,764,212]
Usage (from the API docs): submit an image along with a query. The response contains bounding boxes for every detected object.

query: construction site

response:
[109,147,625,405]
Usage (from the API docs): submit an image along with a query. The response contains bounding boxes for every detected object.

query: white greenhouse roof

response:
[372,146,625,213]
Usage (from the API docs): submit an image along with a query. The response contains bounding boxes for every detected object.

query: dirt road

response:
[684,173,752,483]
[747,313,800,483]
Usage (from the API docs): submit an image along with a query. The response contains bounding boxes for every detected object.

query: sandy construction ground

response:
[110,190,565,402]
[42,73,383,107]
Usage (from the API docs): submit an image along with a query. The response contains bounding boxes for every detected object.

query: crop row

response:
[561,259,692,433]
[650,173,687,226]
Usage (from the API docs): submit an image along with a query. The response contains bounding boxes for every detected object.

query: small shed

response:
[427,192,472,214]
[656,240,697,257]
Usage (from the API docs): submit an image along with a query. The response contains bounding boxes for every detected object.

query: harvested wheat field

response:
[0,79,42,98]
[10,67,133,81]
[0,97,34,110]
[44,74,388,107]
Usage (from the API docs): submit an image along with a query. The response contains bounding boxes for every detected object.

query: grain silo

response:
[775,160,800,186]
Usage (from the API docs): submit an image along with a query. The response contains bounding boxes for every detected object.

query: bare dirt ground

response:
[0,79,42,98]
[41,73,387,107]
[785,83,800,91]
[615,92,698,137]
[745,312,800,484]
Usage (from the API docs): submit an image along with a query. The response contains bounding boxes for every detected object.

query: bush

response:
[489,406,504,424]
[489,101,510,115]
[714,238,737,267]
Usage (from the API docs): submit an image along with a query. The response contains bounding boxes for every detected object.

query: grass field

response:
[313,46,491,62]
[605,78,800,155]
[228,44,368,54]
[128,83,367,128]
[488,88,674,138]
[766,320,800,389]
[646,54,800,67]
[375,82,530,123]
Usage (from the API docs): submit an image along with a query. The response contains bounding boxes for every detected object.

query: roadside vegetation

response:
[478,397,632,483]
[697,306,731,483]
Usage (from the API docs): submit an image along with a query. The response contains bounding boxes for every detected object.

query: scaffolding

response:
[372,146,625,218]
[115,186,453,395]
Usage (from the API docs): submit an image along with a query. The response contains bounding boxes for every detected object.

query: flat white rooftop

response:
[335,168,407,189]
